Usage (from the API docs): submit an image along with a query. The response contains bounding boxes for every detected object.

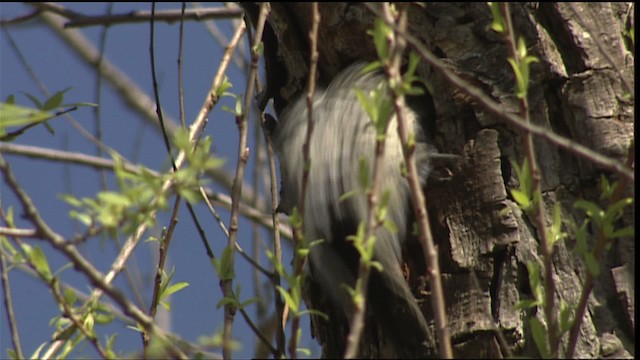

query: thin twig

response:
[251,111,268,341]
[0,227,37,237]
[28,2,83,20]
[92,2,113,191]
[144,5,190,339]
[50,278,110,359]
[344,3,392,356]
[250,21,287,354]
[29,2,243,28]
[238,304,280,358]
[0,235,24,359]
[565,141,635,358]
[198,186,274,279]
[380,3,452,358]
[0,8,41,26]
[499,4,558,356]
[150,2,175,171]
[145,200,181,347]
[177,2,187,129]
[192,2,248,71]
[287,2,320,359]
[221,3,268,358]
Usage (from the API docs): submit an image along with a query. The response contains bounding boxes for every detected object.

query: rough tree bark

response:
[243,3,634,358]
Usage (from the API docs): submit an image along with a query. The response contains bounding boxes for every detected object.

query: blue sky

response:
[0,3,317,358]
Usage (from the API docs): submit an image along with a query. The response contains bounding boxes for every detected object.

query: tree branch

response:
[28,2,243,28]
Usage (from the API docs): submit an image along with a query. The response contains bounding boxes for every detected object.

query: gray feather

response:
[273,63,435,357]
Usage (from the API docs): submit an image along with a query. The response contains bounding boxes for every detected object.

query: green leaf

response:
[584,252,600,277]
[289,207,302,228]
[339,189,358,202]
[214,247,235,281]
[526,261,544,306]
[383,219,398,234]
[215,76,233,98]
[370,260,383,273]
[29,343,47,360]
[547,202,566,248]
[252,42,264,56]
[598,175,614,199]
[516,37,528,63]
[23,92,43,108]
[371,18,390,59]
[7,349,17,360]
[0,103,55,140]
[93,311,114,325]
[98,191,132,208]
[507,58,525,98]
[43,88,70,111]
[160,300,171,311]
[604,197,633,223]
[354,88,376,122]
[488,2,505,33]
[511,189,531,209]
[511,158,532,199]
[574,200,603,221]
[216,296,238,309]
[609,226,634,239]
[559,301,573,335]
[299,308,329,321]
[360,60,382,75]
[516,299,539,310]
[22,245,52,281]
[59,193,83,207]
[60,102,98,108]
[276,286,299,313]
[105,334,118,356]
[161,282,189,299]
[63,288,77,306]
[530,317,550,358]
[239,296,260,309]
[234,96,243,116]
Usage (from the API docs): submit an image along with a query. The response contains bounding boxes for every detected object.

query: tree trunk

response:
[243,2,634,358]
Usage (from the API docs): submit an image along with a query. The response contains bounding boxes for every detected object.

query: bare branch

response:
[0,227,38,238]
[29,2,243,28]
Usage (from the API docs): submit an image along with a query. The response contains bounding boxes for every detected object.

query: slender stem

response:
[498,4,558,356]
[28,2,243,28]
[344,4,392,356]
[177,2,187,129]
[565,142,635,358]
[221,3,269,358]
[0,242,24,359]
[288,2,320,359]
[50,279,110,359]
[382,4,453,357]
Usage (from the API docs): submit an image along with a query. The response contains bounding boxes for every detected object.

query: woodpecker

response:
[272,62,436,357]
